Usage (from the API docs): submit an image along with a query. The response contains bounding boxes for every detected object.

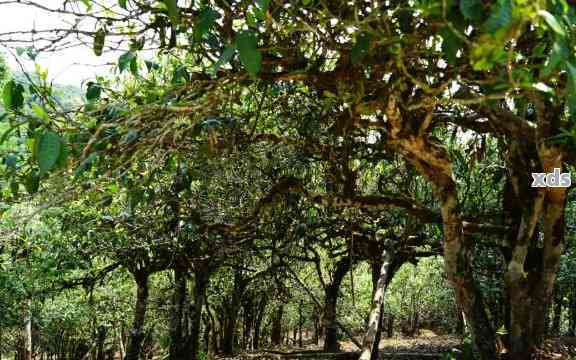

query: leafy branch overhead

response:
[0,1,574,360]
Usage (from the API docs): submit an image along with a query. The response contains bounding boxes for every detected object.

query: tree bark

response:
[125,272,149,360]
[551,294,562,335]
[385,96,496,359]
[189,270,209,360]
[569,286,576,336]
[96,326,107,360]
[323,257,351,353]
[116,324,126,360]
[502,153,568,358]
[253,295,268,350]
[313,312,320,345]
[221,269,247,355]
[271,305,284,346]
[169,266,188,360]
[298,301,303,348]
[23,298,32,360]
[386,316,394,339]
[359,248,392,360]
[242,297,254,350]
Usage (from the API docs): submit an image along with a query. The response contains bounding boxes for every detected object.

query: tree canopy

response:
[0,1,575,360]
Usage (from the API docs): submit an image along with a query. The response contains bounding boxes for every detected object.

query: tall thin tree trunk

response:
[313,312,320,345]
[169,266,187,360]
[323,257,351,353]
[116,324,126,360]
[242,298,254,351]
[298,301,303,348]
[568,285,576,336]
[189,270,209,360]
[270,305,283,346]
[96,326,107,360]
[221,269,247,355]
[551,295,562,335]
[23,298,32,360]
[125,272,149,360]
[359,248,392,360]
[252,296,267,350]
[386,316,393,338]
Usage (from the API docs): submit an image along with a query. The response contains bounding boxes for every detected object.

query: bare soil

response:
[217,333,576,360]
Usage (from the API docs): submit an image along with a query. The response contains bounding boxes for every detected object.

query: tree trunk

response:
[203,314,210,355]
[503,161,568,358]
[270,305,284,346]
[359,248,392,360]
[116,324,126,360]
[189,270,209,360]
[385,96,496,359]
[23,298,32,360]
[221,270,246,355]
[313,312,320,345]
[125,272,149,360]
[323,257,351,353]
[551,294,562,335]
[221,303,240,354]
[243,298,254,351]
[169,267,188,360]
[568,285,576,336]
[205,304,219,355]
[96,326,107,360]
[386,316,393,338]
[298,301,303,348]
[253,296,268,350]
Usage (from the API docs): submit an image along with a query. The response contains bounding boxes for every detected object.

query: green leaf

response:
[129,37,145,51]
[129,56,139,76]
[565,62,576,92]
[10,180,19,196]
[194,8,219,42]
[2,80,25,111]
[93,28,106,56]
[24,171,40,194]
[254,0,270,19]
[440,27,461,65]
[119,0,127,9]
[81,0,92,9]
[212,46,235,74]
[172,65,190,84]
[235,31,262,76]
[35,130,62,175]
[0,122,23,145]
[86,82,102,101]
[31,103,49,121]
[350,32,372,65]
[145,60,160,71]
[538,10,565,37]
[459,0,483,21]
[257,0,271,12]
[75,153,98,177]
[118,51,136,73]
[163,0,179,23]
[543,41,569,76]
[484,0,513,33]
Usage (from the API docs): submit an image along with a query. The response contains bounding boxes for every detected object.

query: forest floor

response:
[216,331,576,359]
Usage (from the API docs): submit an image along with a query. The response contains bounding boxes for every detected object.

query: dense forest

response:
[0,1,575,360]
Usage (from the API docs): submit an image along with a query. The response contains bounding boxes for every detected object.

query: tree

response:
[1,1,575,359]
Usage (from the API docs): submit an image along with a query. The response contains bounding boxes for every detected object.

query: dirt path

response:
[216,336,576,360]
